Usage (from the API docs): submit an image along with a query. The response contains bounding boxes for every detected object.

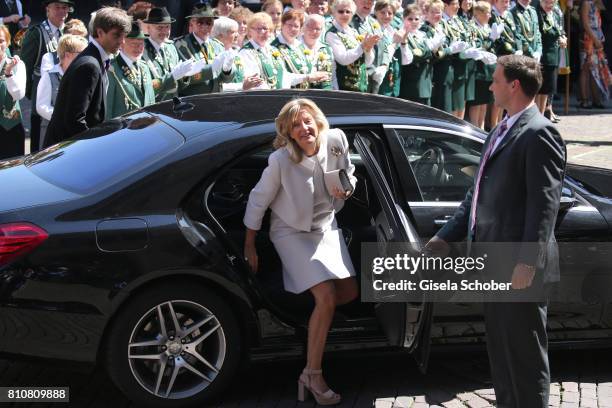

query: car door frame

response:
[352,129,433,373]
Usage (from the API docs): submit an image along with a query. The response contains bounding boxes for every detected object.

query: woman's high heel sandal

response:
[297,368,341,406]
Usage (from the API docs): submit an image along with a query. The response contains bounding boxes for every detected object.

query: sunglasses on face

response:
[406,17,420,20]
[194,19,214,26]
[336,9,352,14]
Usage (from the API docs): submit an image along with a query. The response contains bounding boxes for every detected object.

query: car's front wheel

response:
[106,283,241,407]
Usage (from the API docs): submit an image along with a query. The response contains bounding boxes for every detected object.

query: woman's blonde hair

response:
[473,1,491,14]
[64,18,88,37]
[57,34,88,60]
[273,98,329,163]
[247,11,274,31]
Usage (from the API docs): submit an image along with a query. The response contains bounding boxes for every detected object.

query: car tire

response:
[105,283,241,407]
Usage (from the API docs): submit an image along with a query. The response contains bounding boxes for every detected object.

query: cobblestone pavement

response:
[1,348,612,407]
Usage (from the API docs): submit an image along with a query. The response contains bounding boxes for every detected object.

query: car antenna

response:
[172,96,194,114]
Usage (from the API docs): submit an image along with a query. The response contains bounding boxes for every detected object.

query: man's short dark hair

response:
[496,54,543,99]
[92,6,132,38]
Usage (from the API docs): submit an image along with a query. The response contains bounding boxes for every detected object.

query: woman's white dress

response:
[269,155,355,294]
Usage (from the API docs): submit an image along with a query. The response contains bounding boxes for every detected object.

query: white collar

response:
[355,11,370,21]
[504,103,535,132]
[91,38,111,65]
[148,38,163,51]
[249,39,270,52]
[120,50,137,68]
[442,12,451,20]
[50,63,64,75]
[302,38,324,52]
[277,32,299,49]
[193,33,208,45]
[332,20,351,34]
[47,19,64,33]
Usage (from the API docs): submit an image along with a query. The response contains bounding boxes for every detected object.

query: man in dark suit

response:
[43,7,131,148]
[426,54,566,408]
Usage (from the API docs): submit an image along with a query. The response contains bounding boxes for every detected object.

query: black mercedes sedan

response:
[1,90,611,407]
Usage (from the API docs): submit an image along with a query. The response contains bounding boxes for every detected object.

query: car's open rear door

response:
[353,131,433,373]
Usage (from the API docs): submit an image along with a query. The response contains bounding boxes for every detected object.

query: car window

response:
[395,129,483,202]
[24,115,184,195]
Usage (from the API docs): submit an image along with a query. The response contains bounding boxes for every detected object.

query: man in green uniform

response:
[106,22,156,120]
[142,7,194,102]
[20,0,73,152]
[511,0,542,60]
[174,5,235,96]
[350,0,383,93]
[490,0,521,56]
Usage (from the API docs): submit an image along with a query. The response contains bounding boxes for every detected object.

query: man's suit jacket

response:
[0,0,29,39]
[43,42,106,148]
[436,105,566,283]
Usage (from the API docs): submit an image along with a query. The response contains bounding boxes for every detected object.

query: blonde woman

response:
[238,12,328,89]
[36,33,87,148]
[244,99,357,406]
[325,0,378,91]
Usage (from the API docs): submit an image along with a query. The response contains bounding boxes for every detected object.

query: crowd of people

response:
[0,0,609,159]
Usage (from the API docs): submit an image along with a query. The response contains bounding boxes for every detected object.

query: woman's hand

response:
[559,36,568,48]
[242,73,264,90]
[308,71,330,83]
[244,243,259,273]
[361,34,381,52]
[244,228,258,273]
[4,56,19,76]
[393,28,407,44]
[332,186,351,200]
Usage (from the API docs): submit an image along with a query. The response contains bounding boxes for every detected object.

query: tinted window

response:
[25,115,184,195]
[396,129,483,202]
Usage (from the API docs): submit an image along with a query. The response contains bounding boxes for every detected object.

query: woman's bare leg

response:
[536,94,547,113]
[334,277,358,305]
[305,280,337,391]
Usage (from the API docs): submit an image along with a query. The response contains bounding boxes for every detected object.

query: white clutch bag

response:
[323,169,354,197]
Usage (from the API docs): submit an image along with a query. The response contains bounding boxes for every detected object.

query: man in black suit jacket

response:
[426,55,566,408]
[43,7,131,148]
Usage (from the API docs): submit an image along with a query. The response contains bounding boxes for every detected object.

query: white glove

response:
[371,65,388,84]
[495,22,505,37]
[514,49,523,56]
[222,49,238,73]
[532,51,541,62]
[489,23,501,41]
[425,38,437,51]
[481,51,497,65]
[449,40,469,54]
[433,31,446,49]
[463,47,484,60]
[171,59,195,80]
[211,53,225,76]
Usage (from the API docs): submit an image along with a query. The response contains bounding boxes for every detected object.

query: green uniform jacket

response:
[0,65,22,131]
[511,2,542,58]
[304,43,333,90]
[142,38,182,102]
[326,24,368,92]
[174,34,233,96]
[350,13,383,91]
[19,21,59,99]
[106,54,156,120]
[270,36,311,89]
[399,32,433,101]
[472,22,496,81]
[489,9,522,55]
[240,42,285,89]
[536,4,564,67]
[376,31,401,97]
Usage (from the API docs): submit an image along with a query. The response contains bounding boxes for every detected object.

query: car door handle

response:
[434,216,452,226]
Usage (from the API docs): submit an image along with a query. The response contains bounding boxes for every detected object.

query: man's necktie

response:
[469,118,509,231]
[103,59,111,73]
